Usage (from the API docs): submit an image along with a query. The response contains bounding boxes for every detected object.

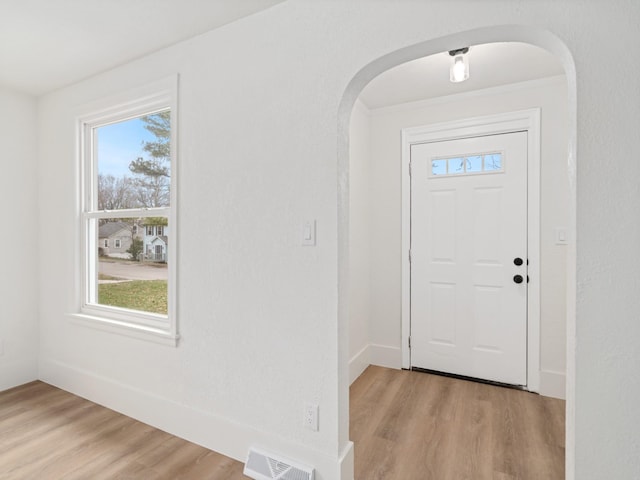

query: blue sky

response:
[96,117,155,177]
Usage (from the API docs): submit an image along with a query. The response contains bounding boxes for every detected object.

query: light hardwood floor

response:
[0,381,246,479]
[351,366,565,480]
[0,367,564,479]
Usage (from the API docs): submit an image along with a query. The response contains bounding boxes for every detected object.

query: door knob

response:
[513,275,524,284]
[513,257,523,266]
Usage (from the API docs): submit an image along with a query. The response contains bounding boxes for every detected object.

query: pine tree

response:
[129,110,171,207]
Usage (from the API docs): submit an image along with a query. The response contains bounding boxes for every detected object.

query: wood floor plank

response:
[349,365,405,442]
[48,417,159,480]
[2,411,133,479]
[351,366,565,480]
[0,384,251,480]
[0,367,564,480]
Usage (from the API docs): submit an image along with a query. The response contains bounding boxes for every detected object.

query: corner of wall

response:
[539,370,566,400]
[0,87,39,392]
[349,345,370,384]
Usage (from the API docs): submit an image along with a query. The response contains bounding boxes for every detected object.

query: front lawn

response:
[98,280,167,315]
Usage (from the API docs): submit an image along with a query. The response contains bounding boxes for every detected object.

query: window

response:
[77,79,177,344]
[103,239,109,248]
[431,152,504,177]
[484,153,503,171]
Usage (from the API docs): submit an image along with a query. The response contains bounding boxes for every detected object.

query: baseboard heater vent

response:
[244,447,314,480]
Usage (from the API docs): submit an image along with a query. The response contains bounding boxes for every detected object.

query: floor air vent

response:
[244,447,314,480]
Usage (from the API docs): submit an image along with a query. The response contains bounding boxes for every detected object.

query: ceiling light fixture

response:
[449,47,470,83]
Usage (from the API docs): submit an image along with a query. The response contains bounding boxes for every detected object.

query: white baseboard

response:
[0,359,38,392]
[39,359,350,480]
[349,344,402,384]
[349,345,370,385]
[369,344,402,370]
[539,370,566,399]
[350,345,563,401]
[340,441,354,480]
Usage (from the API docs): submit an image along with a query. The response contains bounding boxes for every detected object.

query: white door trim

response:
[401,108,541,392]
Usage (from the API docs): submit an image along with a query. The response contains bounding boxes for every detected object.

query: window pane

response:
[96,217,169,315]
[96,110,171,209]
[448,157,465,174]
[432,159,447,175]
[484,153,503,171]
[466,155,482,172]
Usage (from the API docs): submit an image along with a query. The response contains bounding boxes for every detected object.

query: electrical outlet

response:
[303,403,319,431]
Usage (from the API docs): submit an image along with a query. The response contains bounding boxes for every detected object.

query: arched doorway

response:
[337,27,576,479]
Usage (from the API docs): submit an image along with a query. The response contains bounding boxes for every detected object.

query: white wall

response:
[35,1,640,479]
[36,7,347,478]
[348,100,371,384]
[0,87,38,391]
[354,77,568,398]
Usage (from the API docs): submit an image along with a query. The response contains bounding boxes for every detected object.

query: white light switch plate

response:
[555,227,569,245]
[302,220,316,246]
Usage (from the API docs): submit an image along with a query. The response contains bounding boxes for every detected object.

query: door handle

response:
[513,274,524,284]
[513,257,524,266]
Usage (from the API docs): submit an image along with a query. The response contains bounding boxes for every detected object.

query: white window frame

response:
[72,76,179,346]
[114,239,121,249]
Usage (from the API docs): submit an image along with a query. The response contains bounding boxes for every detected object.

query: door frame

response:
[401,108,541,392]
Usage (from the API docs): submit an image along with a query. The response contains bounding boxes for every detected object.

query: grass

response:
[98,280,167,315]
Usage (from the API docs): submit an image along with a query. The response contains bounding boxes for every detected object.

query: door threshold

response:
[409,367,529,392]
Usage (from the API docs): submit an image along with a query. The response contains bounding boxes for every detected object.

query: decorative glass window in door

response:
[430,152,504,177]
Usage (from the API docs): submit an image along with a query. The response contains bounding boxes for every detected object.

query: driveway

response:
[99,260,168,281]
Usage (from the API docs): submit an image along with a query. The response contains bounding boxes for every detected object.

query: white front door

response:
[410,131,528,385]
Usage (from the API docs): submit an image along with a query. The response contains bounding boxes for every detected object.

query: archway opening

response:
[338,29,576,479]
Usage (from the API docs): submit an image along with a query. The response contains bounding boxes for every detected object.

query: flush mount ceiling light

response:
[449,47,470,83]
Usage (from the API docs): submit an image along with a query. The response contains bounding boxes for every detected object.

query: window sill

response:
[69,313,179,347]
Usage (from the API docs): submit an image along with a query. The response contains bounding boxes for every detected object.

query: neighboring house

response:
[142,222,168,262]
[98,221,133,258]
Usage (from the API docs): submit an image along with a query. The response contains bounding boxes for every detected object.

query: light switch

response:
[302,220,316,246]
[555,227,568,245]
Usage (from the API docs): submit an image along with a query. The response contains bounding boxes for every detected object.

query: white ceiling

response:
[0,0,286,95]
[359,42,565,110]
[0,6,565,101]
